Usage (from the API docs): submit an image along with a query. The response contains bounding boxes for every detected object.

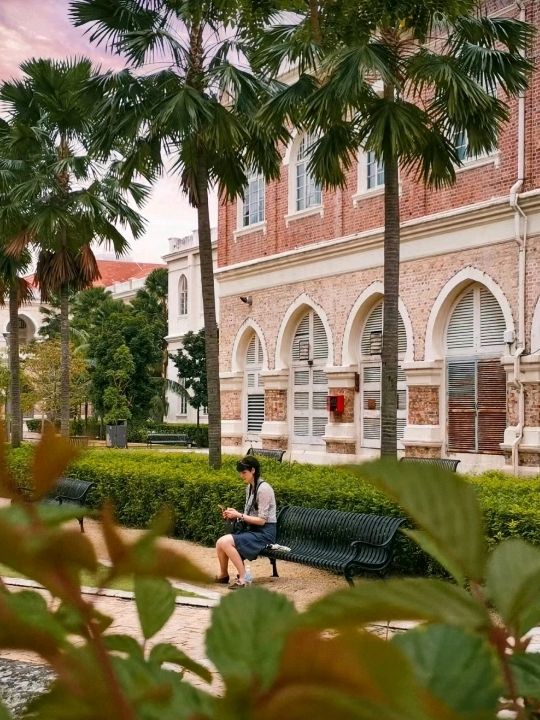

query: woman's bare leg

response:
[216,534,245,581]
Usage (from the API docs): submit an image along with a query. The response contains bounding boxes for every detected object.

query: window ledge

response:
[233,221,267,241]
[284,205,324,227]
[455,152,500,174]
[352,186,385,206]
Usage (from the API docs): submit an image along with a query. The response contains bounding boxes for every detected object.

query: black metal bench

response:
[247,446,286,462]
[18,477,95,532]
[400,456,460,472]
[260,505,405,585]
[146,432,193,448]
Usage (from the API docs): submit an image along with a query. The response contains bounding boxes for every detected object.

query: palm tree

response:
[0,118,34,447]
[0,58,148,437]
[70,0,286,468]
[248,0,534,455]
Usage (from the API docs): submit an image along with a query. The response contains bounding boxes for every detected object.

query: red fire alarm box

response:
[326,395,345,413]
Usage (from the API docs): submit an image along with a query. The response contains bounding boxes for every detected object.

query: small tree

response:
[170,329,207,427]
[102,344,135,425]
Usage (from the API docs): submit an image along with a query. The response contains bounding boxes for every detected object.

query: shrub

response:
[8,449,539,577]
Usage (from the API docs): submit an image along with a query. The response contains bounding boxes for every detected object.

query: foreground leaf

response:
[135,576,176,640]
[31,423,80,499]
[486,539,540,636]
[393,624,502,718]
[149,642,212,683]
[301,578,489,631]
[360,460,486,583]
[255,629,456,720]
[206,586,296,689]
[509,653,540,701]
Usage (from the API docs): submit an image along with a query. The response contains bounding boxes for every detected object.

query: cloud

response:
[0,0,212,262]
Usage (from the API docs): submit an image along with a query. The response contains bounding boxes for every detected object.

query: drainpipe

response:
[508,1,527,475]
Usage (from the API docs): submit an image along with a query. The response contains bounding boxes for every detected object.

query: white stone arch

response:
[230,319,269,373]
[425,267,515,361]
[275,293,334,370]
[341,282,415,365]
[282,128,300,167]
[6,313,37,344]
[531,294,540,354]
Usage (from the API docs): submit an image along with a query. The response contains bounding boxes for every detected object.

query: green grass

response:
[0,563,202,599]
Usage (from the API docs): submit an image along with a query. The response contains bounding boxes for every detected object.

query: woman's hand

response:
[223,508,241,520]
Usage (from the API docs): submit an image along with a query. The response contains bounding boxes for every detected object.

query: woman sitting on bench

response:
[215,456,276,589]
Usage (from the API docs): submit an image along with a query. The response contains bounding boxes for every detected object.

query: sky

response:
[0,0,218,263]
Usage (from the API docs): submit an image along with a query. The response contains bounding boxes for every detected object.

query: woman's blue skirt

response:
[233,522,277,561]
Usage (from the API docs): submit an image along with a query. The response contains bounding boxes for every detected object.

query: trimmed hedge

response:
[7,448,540,577]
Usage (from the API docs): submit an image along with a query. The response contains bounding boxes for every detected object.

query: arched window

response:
[446,284,506,454]
[291,310,328,442]
[178,274,188,316]
[7,317,29,346]
[245,333,264,434]
[295,134,322,212]
[360,302,407,447]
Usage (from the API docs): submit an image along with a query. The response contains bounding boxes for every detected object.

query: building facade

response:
[216,2,540,473]
[164,230,218,425]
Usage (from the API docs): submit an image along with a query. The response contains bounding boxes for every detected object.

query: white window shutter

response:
[246,333,264,434]
[313,314,328,359]
[480,288,506,347]
[446,289,474,350]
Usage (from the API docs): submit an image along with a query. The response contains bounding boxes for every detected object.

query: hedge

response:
[24,420,209,447]
[7,447,540,577]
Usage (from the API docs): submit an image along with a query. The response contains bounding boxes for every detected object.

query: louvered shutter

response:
[446,289,474,350]
[447,361,476,452]
[480,288,506,348]
[292,310,328,441]
[246,334,264,434]
[477,360,506,453]
[360,302,407,447]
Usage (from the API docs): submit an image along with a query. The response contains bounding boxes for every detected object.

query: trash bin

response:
[106,420,127,448]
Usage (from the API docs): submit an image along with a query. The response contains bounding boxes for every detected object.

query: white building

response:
[163,230,218,425]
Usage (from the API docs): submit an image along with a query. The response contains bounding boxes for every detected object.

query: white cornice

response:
[216,190,540,293]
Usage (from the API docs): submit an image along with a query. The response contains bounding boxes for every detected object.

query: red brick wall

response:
[265,389,287,422]
[408,386,439,425]
[327,387,355,423]
[221,391,241,420]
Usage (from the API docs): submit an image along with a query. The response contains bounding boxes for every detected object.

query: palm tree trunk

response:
[196,152,221,468]
[381,145,401,458]
[59,284,70,437]
[8,287,22,448]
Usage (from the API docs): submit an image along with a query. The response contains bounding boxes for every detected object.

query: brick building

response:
[216,2,540,473]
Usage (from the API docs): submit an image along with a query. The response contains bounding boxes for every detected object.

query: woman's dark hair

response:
[236,456,260,480]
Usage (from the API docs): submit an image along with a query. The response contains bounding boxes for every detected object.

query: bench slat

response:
[400,457,460,471]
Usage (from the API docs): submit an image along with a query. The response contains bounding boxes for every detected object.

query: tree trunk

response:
[380,142,401,458]
[59,284,70,437]
[8,287,22,448]
[196,153,221,468]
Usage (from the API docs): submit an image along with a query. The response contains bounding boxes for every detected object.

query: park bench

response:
[246,446,286,462]
[399,456,460,472]
[259,505,405,585]
[146,432,193,448]
[69,436,90,449]
[17,477,94,533]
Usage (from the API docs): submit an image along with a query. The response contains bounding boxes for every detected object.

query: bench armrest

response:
[350,537,394,550]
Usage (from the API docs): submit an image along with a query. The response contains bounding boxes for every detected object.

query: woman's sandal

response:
[228,578,249,590]
[214,575,230,584]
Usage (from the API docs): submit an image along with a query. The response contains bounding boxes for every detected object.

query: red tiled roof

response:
[26,259,165,290]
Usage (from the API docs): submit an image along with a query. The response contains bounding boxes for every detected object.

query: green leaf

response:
[103,633,144,659]
[0,702,13,720]
[360,459,486,582]
[134,576,175,640]
[393,625,502,718]
[486,539,540,636]
[149,642,212,683]
[256,629,454,720]
[301,578,489,632]
[509,653,540,700]
[405,529,466,586]
[205,586,297,689]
